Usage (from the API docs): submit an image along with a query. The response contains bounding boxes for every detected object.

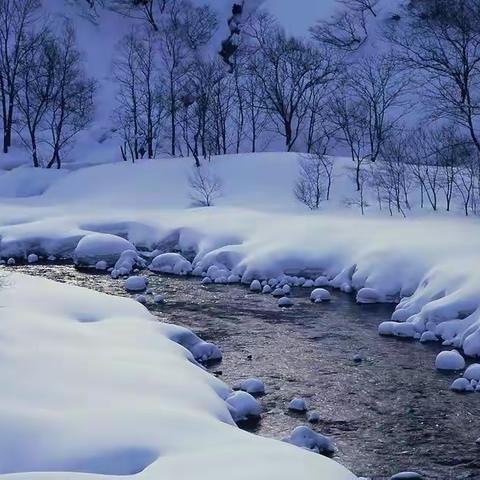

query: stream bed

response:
[6,264,480,480]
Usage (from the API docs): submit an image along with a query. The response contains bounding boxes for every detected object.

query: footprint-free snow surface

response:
[0,272,355,479]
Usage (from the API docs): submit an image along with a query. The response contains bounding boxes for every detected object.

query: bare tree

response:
[188,164,222,207]
[0,0,41,153]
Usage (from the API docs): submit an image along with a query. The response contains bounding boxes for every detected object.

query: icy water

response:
[7,264,480,480]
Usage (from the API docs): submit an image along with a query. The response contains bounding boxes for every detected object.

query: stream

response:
[6,264,480,480]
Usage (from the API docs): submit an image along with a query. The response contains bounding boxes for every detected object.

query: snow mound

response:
[74,233,136,267]
[310,288,331,303]
[464,363,480,381]
[153,294,165,304]
[250,279,262,292]
[279,296,294,308]
[356,288,382,304]
[190,341,222,364]
[450,377,474,393]
[288,398,308,412]
[390,473,424,480]
[27,253,39,264]
[307,411,321,424]
[112,249,146,277]
[262,284,272,294]
[235,378,265,395]
[149,253,192,275]
[226,391,262,423]
[125,275,148,292]
[283,426,334,455]
[435,350,466,371]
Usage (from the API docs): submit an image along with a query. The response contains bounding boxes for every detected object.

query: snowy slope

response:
[1,153,480,358]
[0,272,355,479]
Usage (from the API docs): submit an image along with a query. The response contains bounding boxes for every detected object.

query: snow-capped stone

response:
[272,287,285,297]
[47,255,56,262]
[191,341,222,364]
[214,276,228,284]
[283,426,334,455]
[420,331,438,343]
[464,363,480,381]
[7,257,15,266]
[314,276,329,287]
[450,377,474,393]
[112,249,145,277]
[282,284,291,295]
[250,280,262,292]
[262,284,272,294]
[226,391,262,423]
[390,473,424,480]
[288,397,308,412]
[149,253,192,275]
[310,288,331,303]
[435,350,466,371]
[153,294,165,304]
[268,278,278,287]
[227,274,240,283]
[235,378,265,395]
[356,287,381,304]
[353,354,363,363]
[74,233,135,267]
[27,253,38,264]
[125,275,148,292]
[278,296,293,308]
[191,265,204,276]
[95,260,108,271]
[378,322,396,336]
[303,279,314,288]
[135,295,147,305]
[201,276,212,285]
[307,411,320,423]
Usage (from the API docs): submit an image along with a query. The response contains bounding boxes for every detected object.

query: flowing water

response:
[6,264,480,480]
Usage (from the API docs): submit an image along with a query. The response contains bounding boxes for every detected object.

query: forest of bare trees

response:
[0,0,479,215]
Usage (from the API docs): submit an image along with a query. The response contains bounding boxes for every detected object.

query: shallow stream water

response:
[7,264,480,480]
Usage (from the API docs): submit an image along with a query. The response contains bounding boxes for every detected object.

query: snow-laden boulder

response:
[435,350,465,371]
[390,473,424,480]
[450,377,474,393]
[235,378,265,395]
[314,276,329,287]
[420,331,437,343]
[27,253,38,264]
[74,233,136,267]
[303,279,314,288]
[272,287,285,297]
[111,249,146,277]
[262,284,272,294]
[288,397,308,412]
[201,277,212,285]
[356,287,382,304]
[227,274,240,284]
[378,321,416,338]
[310,288,331,303]
[149,253,192,275]
[226,391,262,423]
[136,294,147,305]
[7,257,15,266]
[250,280,262,292]
[283,426,334,455]
[464,363,480,381]
[278,296,294,308]
[191,341,222,364]
[95,260,108,271]
[153,294,165,304]
[125,276,148,292]
[307,411,320,423]
[282,284,291,295]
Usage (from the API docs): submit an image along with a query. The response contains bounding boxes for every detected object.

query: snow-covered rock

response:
[464,363,480,381]
[419,331,437,343]
[435,350,466,371]
[27,253,38,264]
[7,257,15,266]
[302,279,314,288]
[282,284,291,295]
[95,260,108,271]
[201,276,213,285]
[310,288,331,303]
[450,377,474,393]
[125,275,148,292]
[226,391,262,423]
[283,426,334,455]
[356,287,382,304]
[278,296,294,308]
[314,276,329,287]
[390,473,424,480]
[74,233,136,267]
[272,287,285,297]
[307,411,320,423]
[250,279,262,292]
[262,284,272,294]
[136,294,147,305]
[149,253,192,275]
[112,249,145,277]
[191,341,222,364]
[235,378,265,395]
[227,274,240,283]
[288,397,308,412]
[153,294,165,304]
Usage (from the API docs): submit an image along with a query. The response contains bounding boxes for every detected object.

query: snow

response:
[283,426,334,456]
[149,253,192,276]
[74,233,136,267]
[250,279,262,292]
[272,288,285,297]
[153,294,165,304]
[125,275,148,292]
[288,398,308,412]
[310,288,332,303]
[278,297,294,308]
[356,287,382,304]
[450,378,474,393]
[390,473,424,480]
[435,350,466,371]
[464,363,480,381]
[225,391,262,423]
[235,378,266,395]
[262,284,272,294]
[27,253,39,263]
[307,412,321,424]
[135,294,147,305]
[0,272,356,480]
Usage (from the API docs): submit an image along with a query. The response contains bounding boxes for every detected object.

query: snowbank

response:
[0,272,355,480]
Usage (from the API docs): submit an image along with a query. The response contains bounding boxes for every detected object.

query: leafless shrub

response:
[188,165,222,207]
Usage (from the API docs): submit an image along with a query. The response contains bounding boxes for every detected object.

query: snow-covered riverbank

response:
[1,154,480,357]
[0,272,355,479]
